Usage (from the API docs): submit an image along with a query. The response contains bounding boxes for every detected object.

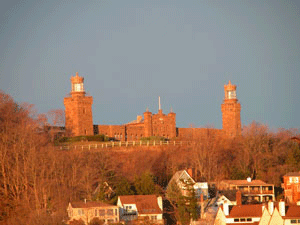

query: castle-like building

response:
[64,73,241,140]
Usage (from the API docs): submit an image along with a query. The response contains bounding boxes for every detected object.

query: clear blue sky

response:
[1,0,300,130]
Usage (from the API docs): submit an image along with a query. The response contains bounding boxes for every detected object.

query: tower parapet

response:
[221,81,241,137]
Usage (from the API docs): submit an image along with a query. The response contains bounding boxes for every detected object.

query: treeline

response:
[0,90,299,224]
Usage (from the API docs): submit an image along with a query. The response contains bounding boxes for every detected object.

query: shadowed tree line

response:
[0,90,299,224]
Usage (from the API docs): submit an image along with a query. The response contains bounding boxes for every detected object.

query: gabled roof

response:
[219,190,238,201]
[227,223,259,225]
[70,201,115,208]
[284,172,300,177]
[168,170,195,185]
[225,204,263,218]
[118,195,162,215]
[283,205,300,218]
[221,179,271,186]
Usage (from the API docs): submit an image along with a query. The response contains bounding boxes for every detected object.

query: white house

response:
[67,200,119,225]
[117,195,163,224]
[167,170,209,199]
[214,199,300,225]
[214,202,263,225]
[216,190,239,206]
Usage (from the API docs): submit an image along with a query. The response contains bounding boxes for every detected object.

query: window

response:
[151,216,157,221]
[95,209,97,216]
[234,218,252,222]
[291,220,297,224]
[99,209,105,216]
[78,209,84,215]
[115,209,118,216]
[107,209,113,216]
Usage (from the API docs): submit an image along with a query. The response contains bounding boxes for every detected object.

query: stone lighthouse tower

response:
[221,81,241,137]
[64,72,93,136]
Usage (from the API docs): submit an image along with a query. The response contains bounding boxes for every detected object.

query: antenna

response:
[159,96,161,110]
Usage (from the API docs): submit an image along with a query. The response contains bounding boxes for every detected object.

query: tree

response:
[89,217,104,225]
[166,178,198,225]
[134,172,159,195]
[115,177,134,196]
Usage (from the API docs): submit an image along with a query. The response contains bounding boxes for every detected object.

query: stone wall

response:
[64,95,93,136]
[96,125,126,141]
[177,127,224,140]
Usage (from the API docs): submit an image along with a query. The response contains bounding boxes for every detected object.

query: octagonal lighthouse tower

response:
[221,81,241,137]
[64,72,93,136]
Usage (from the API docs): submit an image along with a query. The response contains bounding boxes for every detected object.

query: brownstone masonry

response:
[64,72,93,136]
[64,73,241,139]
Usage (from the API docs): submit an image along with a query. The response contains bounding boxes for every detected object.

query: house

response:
[266,201,300,225]
[93,181,115,201]
[216,190,239,206]
[218,177,275,203]
[117,195,163,224]
[214,202,264,224]
[167,170,209,199]
[214,193,300,225]
[67,200,119,225]
[282,172,300,204]
[214,190,264,224]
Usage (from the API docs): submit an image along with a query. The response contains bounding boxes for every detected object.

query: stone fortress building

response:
[64,73,241,140]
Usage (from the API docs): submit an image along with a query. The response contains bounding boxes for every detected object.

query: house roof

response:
[221,179,272,186]
[284,172,300,177]
[227,223,259,225]
[70,201,115,208]
[118,195,162,215]
[283,205,300,219]
[219,190,238,201]
[169,170,195,185]
[224,204,263,218]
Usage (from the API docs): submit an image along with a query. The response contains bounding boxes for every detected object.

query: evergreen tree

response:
[166,178,199,225]
[134,172,156,195]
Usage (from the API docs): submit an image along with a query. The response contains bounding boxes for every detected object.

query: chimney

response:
[236,191,242,205]
[247,177,251,182]
[137,115,142,123]
[187,168,194,179]
[84,198,86,204]
[297,201,300,206]
[223,201,229,216]
[157,196,163,211]
[279,200,285,217]
[200,194,204,219]
[268,200,274,215]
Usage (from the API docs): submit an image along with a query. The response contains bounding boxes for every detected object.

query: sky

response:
[0,0,300,130]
